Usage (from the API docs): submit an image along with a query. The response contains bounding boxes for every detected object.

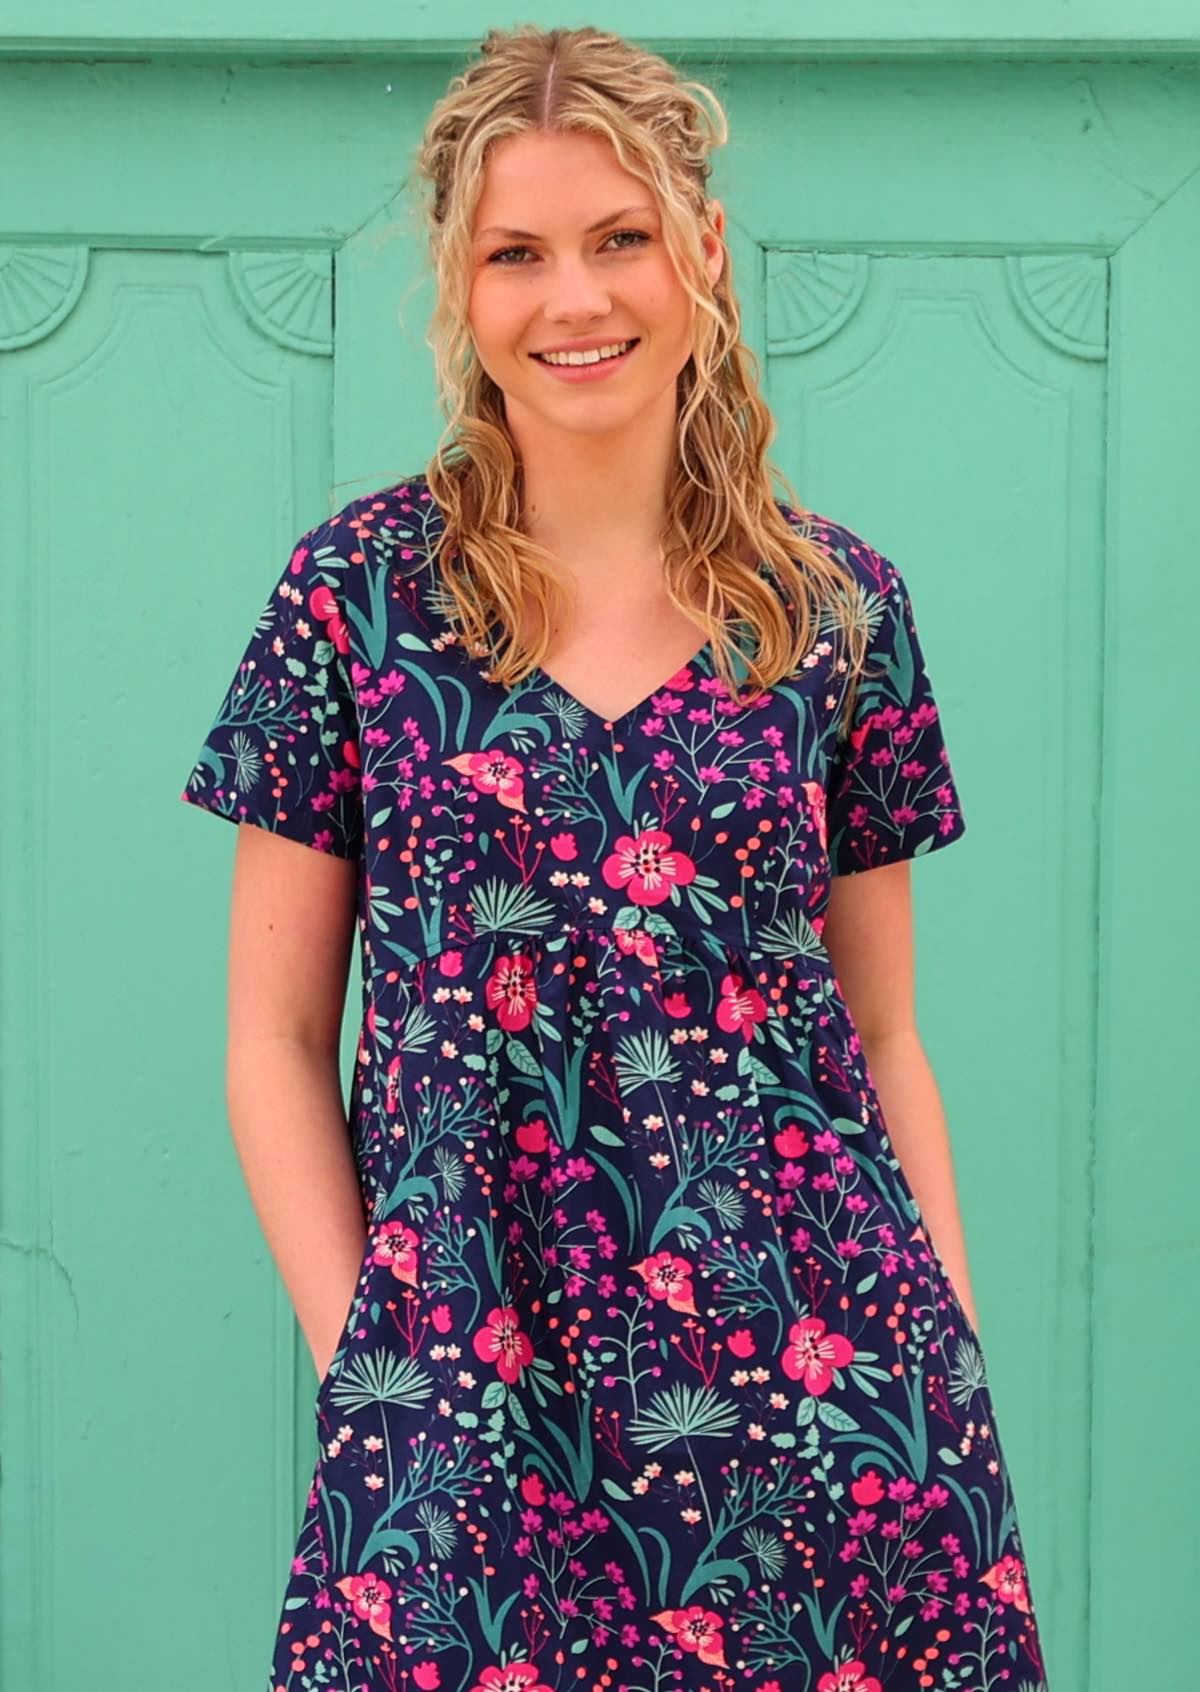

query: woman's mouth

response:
[529,338,640,381]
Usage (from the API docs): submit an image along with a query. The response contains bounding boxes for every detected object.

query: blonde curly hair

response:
[408,22,870,727]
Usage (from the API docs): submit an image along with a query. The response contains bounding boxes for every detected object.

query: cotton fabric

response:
[181,473,1048,1692]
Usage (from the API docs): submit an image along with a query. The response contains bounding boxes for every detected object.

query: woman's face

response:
[467,128,725,445]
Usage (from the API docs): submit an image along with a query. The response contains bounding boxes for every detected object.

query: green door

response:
[3,28,1197,1691]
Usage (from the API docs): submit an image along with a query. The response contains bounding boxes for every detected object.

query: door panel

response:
[1,244,335,1684]
[764,250,1105,1682]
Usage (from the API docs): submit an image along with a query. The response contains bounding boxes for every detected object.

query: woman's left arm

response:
[822,859,981,1337]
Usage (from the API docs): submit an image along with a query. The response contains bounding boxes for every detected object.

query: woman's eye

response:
[606,229,650,251]
[487,229,650,265]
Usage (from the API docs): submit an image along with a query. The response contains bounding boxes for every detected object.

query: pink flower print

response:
[333,740,361,783]
[412,1664,441,1690]
[715,972,768,1041]
[727,1328,756,1358]
[472,1305,534,1383]
[851,1469,887,1507]
[817,1662,882,1692]
[470,1665,554,1692]
[443,749,528,812]
[306,580,351,656]
[601,828,697,906]
[801,778,829,853]
[485,953,538,1031]
[649,1604,727,1668]
[774,1124,810,1158]
[837,715,874,776]
[373,1221,419,1286]
[663,989,693,1019]
[520,1471,547,1506]
[614,925,660,966]
[515,1117,549,1154]
[980,1552,1031,1612]
[550,831,578,861]
[430,1302,453,1333]
[439,950,464,977]
[333,1570,394,1641]
[780,1315,855,1395]
[663,662,698,696]
[629,1250,698,1314]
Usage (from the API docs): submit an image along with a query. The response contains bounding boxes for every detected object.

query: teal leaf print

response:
[613,1028,683,1090]
[470,876,558,936]
[325,1348,435,1415]
[626,1383,741,1449]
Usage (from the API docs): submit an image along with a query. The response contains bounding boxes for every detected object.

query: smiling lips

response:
[530,337,640,378]
[534,337,638,363]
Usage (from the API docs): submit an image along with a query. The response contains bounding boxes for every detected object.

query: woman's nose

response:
[541,257,612,318]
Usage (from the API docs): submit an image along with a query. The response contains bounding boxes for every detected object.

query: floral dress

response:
[180,472,1050,1692]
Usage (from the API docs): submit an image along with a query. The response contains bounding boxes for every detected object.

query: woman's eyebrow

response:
[474,204,657,241]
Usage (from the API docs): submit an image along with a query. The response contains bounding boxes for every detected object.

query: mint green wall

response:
[2,25,1197,1690]
[1,0,1198,51]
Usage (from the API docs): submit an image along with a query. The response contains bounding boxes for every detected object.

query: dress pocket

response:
[882,1145,984,1354]
[917,1217,984,1354]
[858,1087,984,1355]
[313,1230,378,1419]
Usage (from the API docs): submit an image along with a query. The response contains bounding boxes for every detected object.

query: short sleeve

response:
[179,524,364,860]
[824,542,967,877]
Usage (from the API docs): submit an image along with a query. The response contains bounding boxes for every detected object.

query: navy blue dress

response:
[181,473,1049,1692]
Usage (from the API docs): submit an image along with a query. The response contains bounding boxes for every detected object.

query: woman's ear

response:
[703,198,727,285]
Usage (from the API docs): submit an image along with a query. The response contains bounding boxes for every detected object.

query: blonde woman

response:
[182,24,1049,1692]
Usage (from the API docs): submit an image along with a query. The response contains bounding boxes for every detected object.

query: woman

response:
[181,24,1049,1692]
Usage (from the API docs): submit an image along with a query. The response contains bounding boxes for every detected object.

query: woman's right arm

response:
[223,822,368,1384]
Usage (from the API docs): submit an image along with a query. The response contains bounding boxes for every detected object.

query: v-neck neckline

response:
[411,475,789,732]
[531,639,714,730]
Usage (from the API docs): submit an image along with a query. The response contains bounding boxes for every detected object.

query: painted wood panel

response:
[0,245,338,1684]
[1,42,1197,1692]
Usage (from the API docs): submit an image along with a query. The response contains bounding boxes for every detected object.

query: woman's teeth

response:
[535,340,637,366]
